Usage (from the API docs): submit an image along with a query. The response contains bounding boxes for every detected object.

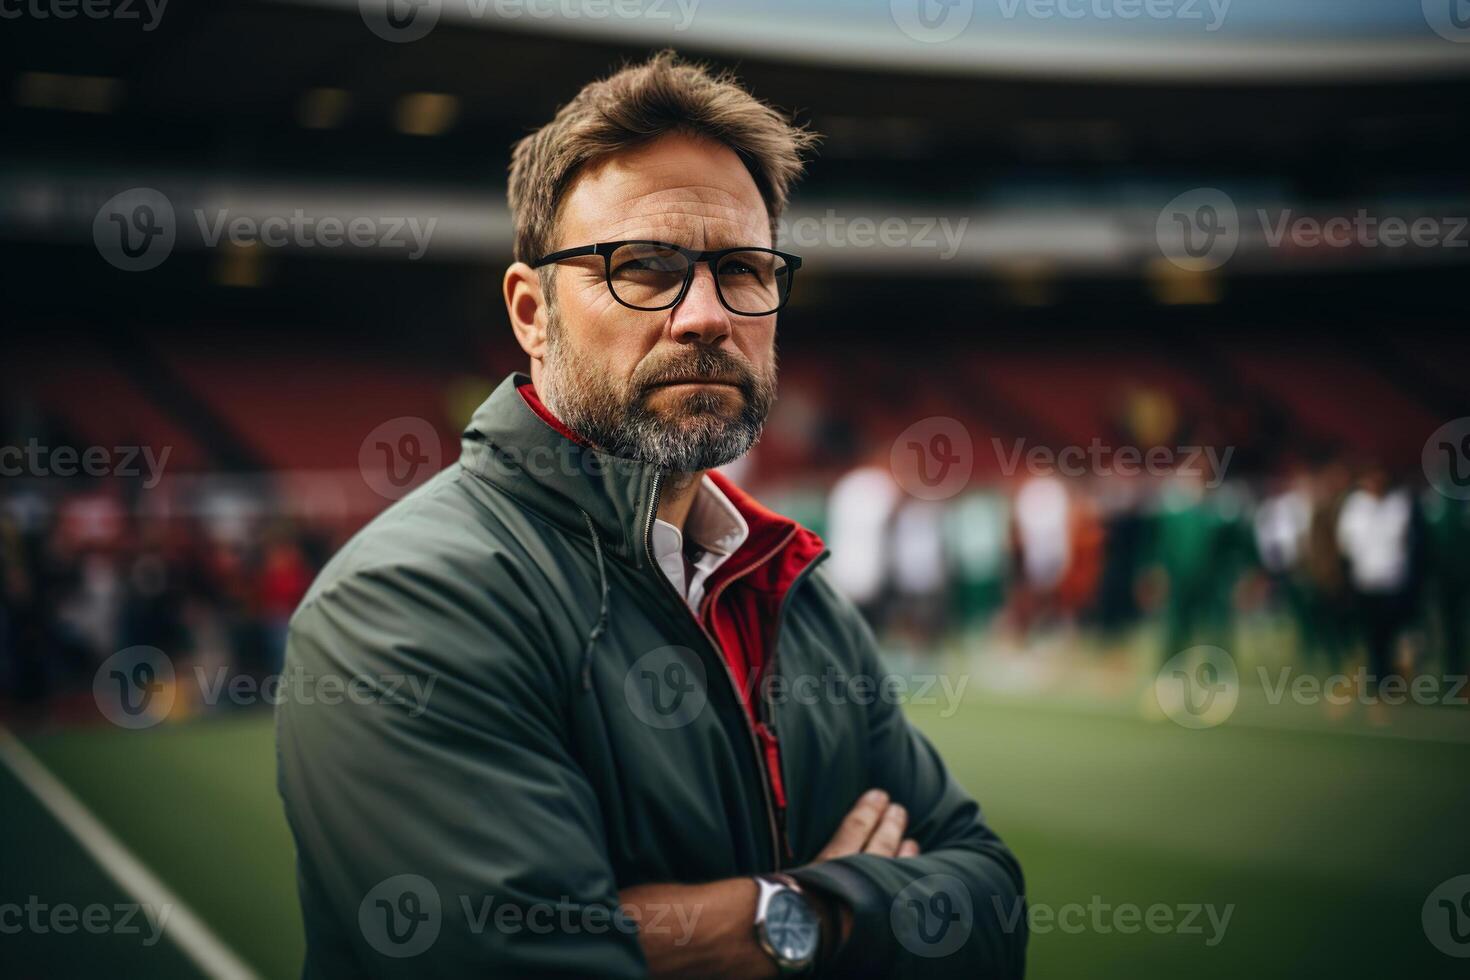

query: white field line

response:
[0,725,261,980]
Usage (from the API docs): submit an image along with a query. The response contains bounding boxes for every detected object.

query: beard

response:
[538,320,776,475]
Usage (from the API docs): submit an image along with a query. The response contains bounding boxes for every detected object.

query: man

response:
[277,51,1026,979]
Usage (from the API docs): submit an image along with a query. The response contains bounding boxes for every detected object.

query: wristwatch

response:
[753,873,821,975]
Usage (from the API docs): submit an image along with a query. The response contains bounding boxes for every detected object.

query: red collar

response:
[517,381,589,447]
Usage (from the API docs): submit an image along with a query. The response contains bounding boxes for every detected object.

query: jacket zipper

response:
[704,546,827,862]
[642,471,787,869]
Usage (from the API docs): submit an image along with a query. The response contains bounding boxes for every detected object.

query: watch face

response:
[765,888,820,966]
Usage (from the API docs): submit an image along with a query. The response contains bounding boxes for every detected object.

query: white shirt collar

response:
[650,474,750,612]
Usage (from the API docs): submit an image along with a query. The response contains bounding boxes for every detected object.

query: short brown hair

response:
[507,50,819,265]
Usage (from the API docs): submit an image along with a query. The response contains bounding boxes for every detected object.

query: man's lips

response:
[646,377,741,389]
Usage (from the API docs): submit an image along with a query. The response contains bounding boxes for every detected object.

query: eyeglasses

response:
[531,240,802,317]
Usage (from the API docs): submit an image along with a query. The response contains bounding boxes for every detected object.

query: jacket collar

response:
[459,373,825,582]
[460,373,661,569]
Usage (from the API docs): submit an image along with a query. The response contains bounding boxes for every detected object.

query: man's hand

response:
[817,788,922,860]
[620,789,921,978]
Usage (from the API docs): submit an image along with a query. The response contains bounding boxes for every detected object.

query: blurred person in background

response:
[1090,474,1150,644]
[888,497,949,652]
[943,489,1010,634]
[825,454,901,629]
[1301,459,1353,673]
[1153,471,1249,663]
[1336,464,1422,693]
[1010,475,1072,636]
[1253,467,1314,664]
[1421,492,1470,678]
[256,527,313,674]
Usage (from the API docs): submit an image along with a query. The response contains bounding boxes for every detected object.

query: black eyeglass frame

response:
[530,240,803,316]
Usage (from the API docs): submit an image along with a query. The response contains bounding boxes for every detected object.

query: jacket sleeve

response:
[275,558,647,979]
[786,592,1028,979]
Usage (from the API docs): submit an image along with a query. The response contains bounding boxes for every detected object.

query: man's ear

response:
[504,261,549,360]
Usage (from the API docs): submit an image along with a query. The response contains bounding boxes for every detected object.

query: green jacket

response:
[276,373,1026,978]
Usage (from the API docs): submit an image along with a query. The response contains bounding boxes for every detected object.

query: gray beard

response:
[539,326,775,475]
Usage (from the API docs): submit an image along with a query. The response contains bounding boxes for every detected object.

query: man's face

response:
[536,133,779,472]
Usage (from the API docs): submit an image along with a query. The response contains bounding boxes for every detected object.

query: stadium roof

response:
[315,0,1470,82]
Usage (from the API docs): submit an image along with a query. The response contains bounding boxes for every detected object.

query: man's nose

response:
[668,264,733,347]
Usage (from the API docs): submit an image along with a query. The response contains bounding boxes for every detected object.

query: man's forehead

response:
[557,137,771,248]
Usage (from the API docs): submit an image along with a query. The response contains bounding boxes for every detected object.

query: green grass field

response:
[4,673,1469,978]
